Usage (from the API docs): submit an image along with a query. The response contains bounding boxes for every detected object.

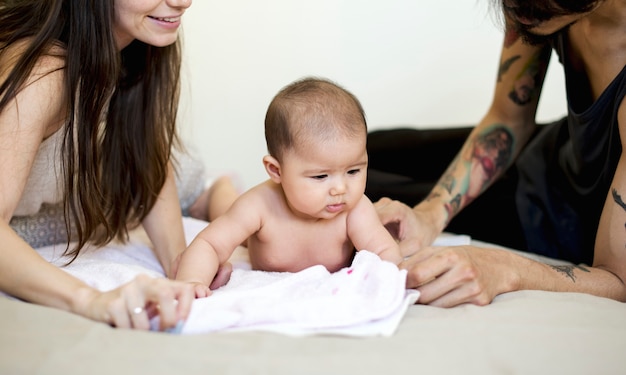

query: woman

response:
[0,0,235,330]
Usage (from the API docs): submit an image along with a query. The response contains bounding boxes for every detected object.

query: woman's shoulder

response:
[1,38,66,82]
[1,39,68,137]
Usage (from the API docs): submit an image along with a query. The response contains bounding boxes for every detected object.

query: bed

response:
[2,217,626,375]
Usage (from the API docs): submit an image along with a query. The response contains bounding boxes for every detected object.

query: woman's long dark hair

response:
[0,0,181,260]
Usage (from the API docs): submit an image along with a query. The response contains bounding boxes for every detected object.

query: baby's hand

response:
[188,282,212,298]
[210,262,233,290]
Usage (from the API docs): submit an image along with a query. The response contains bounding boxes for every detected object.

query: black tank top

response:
[515,32,626,264]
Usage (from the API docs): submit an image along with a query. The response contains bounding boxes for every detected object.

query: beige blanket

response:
[2,218,626,374]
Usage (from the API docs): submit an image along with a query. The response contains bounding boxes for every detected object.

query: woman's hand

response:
[79,274,195,331]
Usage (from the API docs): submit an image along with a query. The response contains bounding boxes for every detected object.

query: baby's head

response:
[265,77,366,162]
[263,77,369,220]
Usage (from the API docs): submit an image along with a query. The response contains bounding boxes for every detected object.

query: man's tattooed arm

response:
[425,126,515,225]
[611,188,626,248]
[507,47,551,106]
[611,188,626,211]
[427,164,461,225]
[498,55,521,82]
[549,264,591,282]
[549,188,626,282]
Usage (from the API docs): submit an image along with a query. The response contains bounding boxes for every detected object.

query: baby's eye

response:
[311,174,328,180]
[347,169,361,175]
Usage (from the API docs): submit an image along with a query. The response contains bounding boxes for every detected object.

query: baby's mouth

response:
[326,203,345,213]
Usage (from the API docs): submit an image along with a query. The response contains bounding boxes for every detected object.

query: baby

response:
[176,77,402,297]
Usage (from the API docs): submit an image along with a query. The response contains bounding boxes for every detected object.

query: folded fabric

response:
[180,250,420,337]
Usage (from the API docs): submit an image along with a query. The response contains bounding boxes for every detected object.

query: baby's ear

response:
[263,155,282,183]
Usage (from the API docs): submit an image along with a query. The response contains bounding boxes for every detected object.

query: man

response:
[367,0,626,307]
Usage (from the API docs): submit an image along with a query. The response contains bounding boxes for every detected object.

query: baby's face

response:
[278,133,367,220]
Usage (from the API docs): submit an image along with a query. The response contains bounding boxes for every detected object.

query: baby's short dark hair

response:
[264,77,366,161]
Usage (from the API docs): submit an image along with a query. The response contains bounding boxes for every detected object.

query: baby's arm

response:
[176,189,262,297]
[175,230,222,298]
[347,196,403,265]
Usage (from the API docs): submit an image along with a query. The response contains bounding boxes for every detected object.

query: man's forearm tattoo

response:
[431,126,514,225]
[611,188,626,247]
[425,191,441,202]
[549,264,590,282]
[439,174,455,194]
[432,171,459,224]
[468,126,515,198]
[498,55,521,82]
[508,47,550,106]
[504,28,520,48]
[473,126,514,176]
[431,159,457,200]
[612,188,626,211]
[446,194,462,218]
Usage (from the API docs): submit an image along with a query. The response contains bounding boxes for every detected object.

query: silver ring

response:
[132,306,144,315]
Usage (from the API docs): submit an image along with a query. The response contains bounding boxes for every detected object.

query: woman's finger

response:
[174,284,195,320]
[124,286,150,330]
[106,298,131,329]
[155,294,180,331]
[143,277,194,331]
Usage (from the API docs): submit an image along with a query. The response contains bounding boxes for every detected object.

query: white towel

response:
[36,233,164,292]
[31,218,470,336]
[180,250,420,336]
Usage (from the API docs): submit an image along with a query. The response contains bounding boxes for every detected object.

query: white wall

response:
[178,1,567,190]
